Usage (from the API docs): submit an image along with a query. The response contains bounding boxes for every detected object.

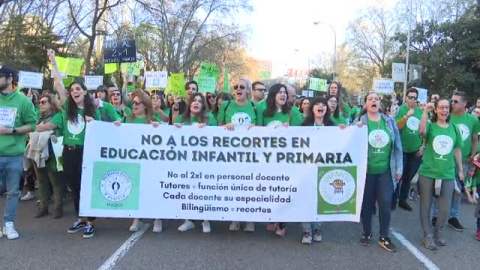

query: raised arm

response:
[48,49,67,106]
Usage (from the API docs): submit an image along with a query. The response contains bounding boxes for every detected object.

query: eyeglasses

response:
[112,93,121,97]
[206,95,216,99]
[437,106,450,110]
[234,85,246,90]
[39,100,48,105]
[133,101,143,106]
[254,88,267,92]
[328,100,337,104]
[450,99,462,104]
[407,96,417,100]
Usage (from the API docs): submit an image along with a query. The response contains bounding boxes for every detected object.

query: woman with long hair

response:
[328,82,350,124]
[113,90,163,233]
[205,92,216,112]
[260,83,303,128]
[29,93,64,218]
[299,98,310,120]
[37,81,100,239]
[212,92,232,120]
[327,95,347,125]
[150,90,169,123]
[110,88,131,118]
[174,93,216,233]
[356,92,403,252]
[417,99,463,250]
[171,81,198,123]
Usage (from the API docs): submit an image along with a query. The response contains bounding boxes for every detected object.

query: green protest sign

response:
[121,61,143,76]
[170,73,185,97]
[65,58,84,77]
[199,62,219,79]
[62,77,75,87]
[309,78,327,91]
[223,67,229,93]
[126,85,135,93]
[194,76,216,93]
[105,63,119,74]
[259,71,271,80]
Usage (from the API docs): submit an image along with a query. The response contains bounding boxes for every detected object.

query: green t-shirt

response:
[450,113,480,160]
[217,101,258,126]
[367,118,392,174]
[98,101,121,122]
[330,114,347,126]
[350,106,361,121]
[175,113,217,126]
[51,108,101,146]
[418,123,463,180]
[253,99,266,111]
[123,116,149,124]
[395,104,423,153]
[113,105,131,119]
[262,109,303,127]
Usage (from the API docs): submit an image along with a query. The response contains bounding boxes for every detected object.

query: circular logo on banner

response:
[457,124,470,141]
[432,135,454,157]
[407,117,420,131]
[67,114,85,135]
[319,169,356,205]
[267,120,283,128]
[368,130,390,149]
[100,171,132,202]
[231,112,252,126]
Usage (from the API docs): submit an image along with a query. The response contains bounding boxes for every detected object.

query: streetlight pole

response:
[313,21,337,80]
[403,0,413,101]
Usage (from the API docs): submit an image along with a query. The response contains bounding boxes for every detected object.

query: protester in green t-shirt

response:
[394,88,425,211]
[299,98,310,121]
[174,93,216,234]
[218,78,259,131]
[327,95,347,126]
[328,82,350,125]
[251,81,267,111]
[417,98,463,250]
[211,92,232,121]
[356,92,403,252]
[109,88,131,119]
[350,103,361,123]
[261,83,303,128]
[37,79,100,239]
[205,92,216,112]
[150,90,169,123]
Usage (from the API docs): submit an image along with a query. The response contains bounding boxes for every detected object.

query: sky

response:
[243,0,398,77]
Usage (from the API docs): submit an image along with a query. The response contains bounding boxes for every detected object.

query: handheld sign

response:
[85,76,104,90]
[415,87,428,103]
[170,73,185,97]
[309,78,327,91]
[199,63,219,79]
[145,71,168,89]
[373,78,394,94]
[103,39,137,63]
[194,76,216,93]
[392,63,406,83]
[18,71,43,89]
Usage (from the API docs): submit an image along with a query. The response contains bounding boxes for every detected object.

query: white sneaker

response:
[153,219,163,233]
[3,222,19,240]
[178,220,195,232]
[202,221,211,233]
[229,221,240,231]
[21,192,35,201]
[244,222,255,232]
[129,219,144,232]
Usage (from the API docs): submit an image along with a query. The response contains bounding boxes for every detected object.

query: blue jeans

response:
[432,162,467,218]
[361,169,393,238]
[0,155,23,223]
[302,222,321,234]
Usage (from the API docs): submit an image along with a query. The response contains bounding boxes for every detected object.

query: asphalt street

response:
[0,195,478,270]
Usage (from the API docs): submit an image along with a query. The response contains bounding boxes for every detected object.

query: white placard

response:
[80,122,368,222]
[145,71,168,89]
[415,87,428,103]
[85,76,104,90]
[373,78,394,94]
[392,63,406,83]
[18,71,43,89]
[0,107,17,128]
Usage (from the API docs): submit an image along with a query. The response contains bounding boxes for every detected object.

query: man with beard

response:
[0,65,37,239]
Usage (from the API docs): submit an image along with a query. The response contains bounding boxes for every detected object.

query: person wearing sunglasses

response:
[217,78,259,130]
[150,90,169,123]
[394,88,425,212]
[93,85,121,123]
[431,91,480,232]
[205,92,216,111]
[327,95,347,125]
[110,88,131,118]
[251,81,267,111]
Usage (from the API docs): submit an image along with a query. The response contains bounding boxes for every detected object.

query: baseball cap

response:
[0,65,17,79]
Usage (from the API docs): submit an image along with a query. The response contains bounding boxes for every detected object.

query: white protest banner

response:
[18,71,43,89]
[80,122,367,222]
[415,87,428,103]
[84,76,104,90]
[145,71,168,89]
[373,78,394,94]
[392,63,406,82]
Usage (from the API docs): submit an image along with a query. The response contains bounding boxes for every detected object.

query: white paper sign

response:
[415,87,428,103]
[18,71,43,89]
[85,76,104,90]
[0,107,17,127]
[392,63,406,83]
[145,71,168,89]
[373,78,394,94]
[80,122,368,222]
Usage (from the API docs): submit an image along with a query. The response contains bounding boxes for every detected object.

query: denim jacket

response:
[358,113,403,189]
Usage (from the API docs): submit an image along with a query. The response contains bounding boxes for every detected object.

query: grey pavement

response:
[0,195,478,270]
